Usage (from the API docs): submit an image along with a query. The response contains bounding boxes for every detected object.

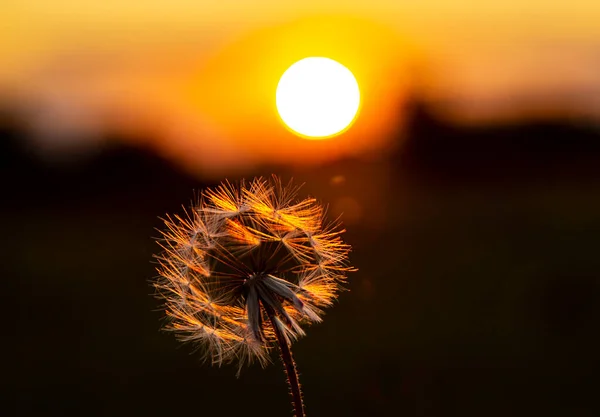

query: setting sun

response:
[276,57,360,139]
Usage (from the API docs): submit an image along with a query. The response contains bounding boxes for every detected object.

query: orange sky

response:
[2,1,599,174]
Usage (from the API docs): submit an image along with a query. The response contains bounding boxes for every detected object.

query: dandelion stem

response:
[266,308,305,417]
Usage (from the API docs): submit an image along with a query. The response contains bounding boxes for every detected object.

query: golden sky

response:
[2,1,599,173]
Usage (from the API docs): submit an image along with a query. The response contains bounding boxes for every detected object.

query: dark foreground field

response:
[2,105,599,416]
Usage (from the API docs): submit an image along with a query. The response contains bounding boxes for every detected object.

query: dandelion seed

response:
[153,176,354,417]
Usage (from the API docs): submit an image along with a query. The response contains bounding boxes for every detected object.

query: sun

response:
[276,57,360,139]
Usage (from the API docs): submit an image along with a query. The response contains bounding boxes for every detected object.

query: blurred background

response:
[2,2,600,416]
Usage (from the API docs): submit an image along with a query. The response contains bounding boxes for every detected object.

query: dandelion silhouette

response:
[153,176,353,417]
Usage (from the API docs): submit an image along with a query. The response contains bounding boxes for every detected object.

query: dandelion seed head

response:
[154,176,353,372]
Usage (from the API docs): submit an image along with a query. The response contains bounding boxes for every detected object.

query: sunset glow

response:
[276,57,360,139]
[0,4,597,174]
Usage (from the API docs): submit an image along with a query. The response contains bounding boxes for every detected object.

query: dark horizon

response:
[2,100,600,416]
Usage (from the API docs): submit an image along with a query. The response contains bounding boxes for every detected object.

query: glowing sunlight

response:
[276,57,360,139]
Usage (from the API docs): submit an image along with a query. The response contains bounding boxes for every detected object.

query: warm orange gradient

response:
[1,2,599,175]
[3,14,408,175]
[173,15,408,174]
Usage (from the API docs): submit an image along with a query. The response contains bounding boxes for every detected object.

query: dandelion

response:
[153,176,354,417]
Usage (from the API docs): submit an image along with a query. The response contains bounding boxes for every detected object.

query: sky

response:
[2,1,599,174]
